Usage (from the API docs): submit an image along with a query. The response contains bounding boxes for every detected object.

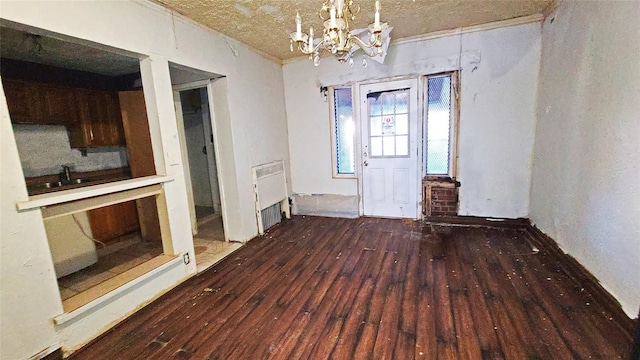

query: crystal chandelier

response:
[289,0,389,66]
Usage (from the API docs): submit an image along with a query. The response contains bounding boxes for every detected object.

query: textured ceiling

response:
[0,27,140,76]
[155,0,555,61]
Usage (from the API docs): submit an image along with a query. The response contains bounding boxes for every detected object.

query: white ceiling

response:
[155,0,556,61]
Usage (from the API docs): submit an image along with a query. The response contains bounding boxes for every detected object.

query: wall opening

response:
[1,24,173,312]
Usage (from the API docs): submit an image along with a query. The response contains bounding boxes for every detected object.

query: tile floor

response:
[57,233,163,300]
[195,205,215,220]
[193,216,242,272]
[57,215,242,301]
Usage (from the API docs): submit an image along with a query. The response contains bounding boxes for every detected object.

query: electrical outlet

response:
[183,253,190,265]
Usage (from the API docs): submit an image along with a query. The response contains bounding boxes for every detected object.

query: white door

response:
[360,79,419,218]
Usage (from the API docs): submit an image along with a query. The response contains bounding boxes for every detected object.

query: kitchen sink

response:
[43,178,91,188]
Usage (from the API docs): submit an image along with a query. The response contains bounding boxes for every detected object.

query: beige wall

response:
[530,0,640,317]
[283,22,541,219]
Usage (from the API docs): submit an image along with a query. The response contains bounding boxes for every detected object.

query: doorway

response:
[174,85,237,272]
[179,87,221,226]
[360,79,419,218]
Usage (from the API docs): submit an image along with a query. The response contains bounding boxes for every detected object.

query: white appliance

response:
[44,212,98,278]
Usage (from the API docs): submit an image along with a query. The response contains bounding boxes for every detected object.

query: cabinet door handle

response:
[202,146,207,155]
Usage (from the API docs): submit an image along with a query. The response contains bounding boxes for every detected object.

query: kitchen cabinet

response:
[87,200,139,242]
[3,80,41,122]
[3,79,78,125]
[69,89,126,148]
[40,84,78,124]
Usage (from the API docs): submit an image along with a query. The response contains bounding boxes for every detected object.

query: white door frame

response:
[172,80,229,241]
[357,78,421,219]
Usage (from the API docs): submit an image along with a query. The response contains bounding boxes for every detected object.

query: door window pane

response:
[395,135,408,156]
[395,114,408,135]
[369,97,382,115]
[382,94,394,115]
[382,136,395,156]
[395,92,408,113]
[426,75,452,175]
[370,116,383,136]
[371,136,383,156]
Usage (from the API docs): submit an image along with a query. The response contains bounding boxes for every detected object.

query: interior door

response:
[360,79,419,218]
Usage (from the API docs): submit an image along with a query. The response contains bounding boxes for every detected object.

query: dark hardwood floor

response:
[70,216,633,359]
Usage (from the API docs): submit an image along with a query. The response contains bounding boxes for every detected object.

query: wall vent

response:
[252,160,291,235]
[260,203,282,232]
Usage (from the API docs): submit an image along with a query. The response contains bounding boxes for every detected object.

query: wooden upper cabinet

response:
[3,80,44,123]
[2,79,125,147]
[3,79,79,124]
[68,89,126,148]
[40,84,78,125]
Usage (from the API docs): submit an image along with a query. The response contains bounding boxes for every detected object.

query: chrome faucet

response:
[60,165,72,184]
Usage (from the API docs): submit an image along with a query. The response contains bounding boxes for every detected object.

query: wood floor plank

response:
[414,235,439,358]
[453,234,505,359]
[69,216,633,360]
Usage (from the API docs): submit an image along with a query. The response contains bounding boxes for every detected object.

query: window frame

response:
[329,85,357,179]
[423,71,460,179]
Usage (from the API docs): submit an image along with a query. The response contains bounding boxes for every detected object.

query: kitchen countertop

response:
[26,167,132,196]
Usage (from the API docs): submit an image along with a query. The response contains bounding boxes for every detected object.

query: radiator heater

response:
[252,160,291,234]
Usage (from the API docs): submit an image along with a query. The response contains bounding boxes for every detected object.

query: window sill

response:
[332,173,357,179]
[423,175,460,187]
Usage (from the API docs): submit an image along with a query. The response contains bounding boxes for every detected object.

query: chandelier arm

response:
[297,42,314,55]
[318,2,330,21]
[297,38,328,56]
[349,33,381,50]
[349,3,361,16]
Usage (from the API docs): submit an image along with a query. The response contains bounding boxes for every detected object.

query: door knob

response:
[364,161,369,166]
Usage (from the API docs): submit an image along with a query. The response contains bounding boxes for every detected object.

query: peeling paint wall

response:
[529,1,640,318]
[283,23,540,219]
[293,194,359,218]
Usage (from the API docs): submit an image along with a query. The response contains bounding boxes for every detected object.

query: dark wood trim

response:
[40,347,63,360]
[424,215,529,229]
[632,308,640,360]
[524,223,637,337]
